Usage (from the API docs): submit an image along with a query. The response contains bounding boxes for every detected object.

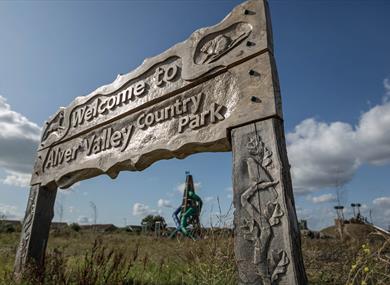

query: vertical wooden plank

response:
[14,183,57,278]
[232,118,307,285]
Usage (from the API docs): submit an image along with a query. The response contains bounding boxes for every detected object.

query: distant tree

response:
[70,223,81,232]
[141,215,166,231]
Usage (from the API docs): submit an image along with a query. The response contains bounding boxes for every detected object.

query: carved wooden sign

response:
[31,0,281,188]
[17,1,307,283]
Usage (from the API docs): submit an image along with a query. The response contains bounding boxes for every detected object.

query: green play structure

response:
[170,172,203,240]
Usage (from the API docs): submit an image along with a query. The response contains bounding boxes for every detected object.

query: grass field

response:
[0,224,389,284]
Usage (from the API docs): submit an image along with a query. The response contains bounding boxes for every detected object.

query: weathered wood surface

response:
[231,119,307,285]
[31,0,279,189]
[14,184,57,278]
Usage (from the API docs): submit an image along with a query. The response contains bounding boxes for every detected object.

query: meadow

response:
[0,225,388,285]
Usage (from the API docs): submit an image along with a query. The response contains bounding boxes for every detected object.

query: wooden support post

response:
[14,183,57,278]
[231,118,307,285]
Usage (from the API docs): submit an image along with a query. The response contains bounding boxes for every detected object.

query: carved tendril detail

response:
[239,135,288,284]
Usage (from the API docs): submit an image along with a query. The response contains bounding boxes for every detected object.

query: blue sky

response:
[0,0,389,230]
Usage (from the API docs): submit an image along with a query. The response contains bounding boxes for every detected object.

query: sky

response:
[0,0,389,231]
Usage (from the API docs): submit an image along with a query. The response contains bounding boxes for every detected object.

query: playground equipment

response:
[334,205,345,221]
[171,172,203,240]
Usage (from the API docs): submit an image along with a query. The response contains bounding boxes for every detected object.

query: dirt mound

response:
[321,223,379,241]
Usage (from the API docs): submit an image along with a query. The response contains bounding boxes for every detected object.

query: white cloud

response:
[287,95,390,194]
[132,202,158,216]
[77,216,90,224]
[0,203,22,220]
[0,95,41,187]
[1,171,31,187]
[204,196,214,203]
[296,206,336,230]
[373,196,390,208]
[356,102,390,165]
[157,199,172,208]
[287,119,358,194]
[310,193,337,204]
[176,182,201,193]
[226,187,233,199]
[372,196,390,228]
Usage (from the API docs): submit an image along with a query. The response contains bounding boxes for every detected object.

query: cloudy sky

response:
[0,0,389,230]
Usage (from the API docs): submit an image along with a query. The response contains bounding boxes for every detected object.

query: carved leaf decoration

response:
[268,202,283,226]
[241,218,256,242]
[271,250,289,282]
[262,147,272,168]
[247,136,265,163]
[264,202,275,220]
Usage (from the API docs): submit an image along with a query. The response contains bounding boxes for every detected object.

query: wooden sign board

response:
[31,0,281,188]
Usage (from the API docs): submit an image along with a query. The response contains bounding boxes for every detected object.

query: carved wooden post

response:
[14,183,57,278]
[231,118,307,285]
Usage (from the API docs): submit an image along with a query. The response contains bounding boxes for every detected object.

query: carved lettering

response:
[154,64,179,87]
[178,102,225,133]
[136,93,204,130]
[44,124,135,170]
[70,79,147,129]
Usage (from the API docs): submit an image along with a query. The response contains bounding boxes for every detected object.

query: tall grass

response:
[1,231,236,285]
[0,205,388,285]
[346,232,390,285]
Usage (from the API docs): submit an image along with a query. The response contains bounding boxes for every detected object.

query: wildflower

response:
[362,244,366,249]
[361,281,367,285]
[363,248,370,254]
[351,264,357,270]
[364,267,369,273]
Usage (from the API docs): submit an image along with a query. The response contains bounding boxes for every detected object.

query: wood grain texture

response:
[231,118,307,285]
[14,184,57,278]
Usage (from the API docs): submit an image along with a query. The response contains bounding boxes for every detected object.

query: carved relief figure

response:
[41,110,65,141]
[239,135,288,284]
[14,187,38,272]
[195,22,252,64]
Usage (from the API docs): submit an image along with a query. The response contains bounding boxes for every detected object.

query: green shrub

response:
[0,223,16,233]
[69,223,81,232]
